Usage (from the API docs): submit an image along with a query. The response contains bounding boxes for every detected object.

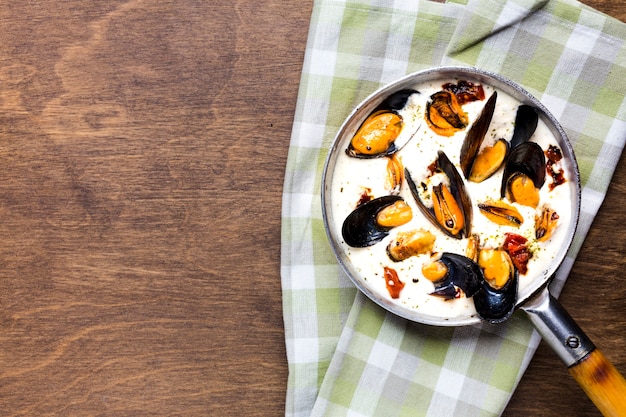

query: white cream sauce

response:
[329,80,574,320]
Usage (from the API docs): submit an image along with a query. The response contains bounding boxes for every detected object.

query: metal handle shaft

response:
[521,288,595,367]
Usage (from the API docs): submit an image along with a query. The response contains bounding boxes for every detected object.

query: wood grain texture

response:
[0,1,307,415]
[0,1,623,416]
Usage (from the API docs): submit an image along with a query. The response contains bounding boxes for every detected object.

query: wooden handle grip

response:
[568,349,626,417]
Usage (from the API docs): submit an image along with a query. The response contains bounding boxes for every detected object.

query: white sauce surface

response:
[329,79,575,321]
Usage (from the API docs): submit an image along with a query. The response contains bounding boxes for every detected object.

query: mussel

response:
[500,142,546,208]
[478,248,515,289]
[422,252,482,299]
[478,199,523,228]
[468,139,509,183]
[425,90,469,136]
[473,267,518,324]
[386,229,436,262]
[459,92,499,180]
[474,246,517,322]
[406,151,472,239]
[466,234,480,262]
[460,102,539,184]
[346,89,420,158]
[341,195,412,247]
[509,105,538,149]
[384,154,404,195]
[535,204,559,241]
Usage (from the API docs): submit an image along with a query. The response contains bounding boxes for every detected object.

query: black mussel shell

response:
[474,269,518,323]
[347,89,420,159]
[431,253,482,299]
[509,105,538,149]
[426,91,467,129]
[341,195,403,248]
[375,89,419,112]
[406,151,472,239]
[500,142,546,198]
[459,91,498,179]
[438,151,473,239]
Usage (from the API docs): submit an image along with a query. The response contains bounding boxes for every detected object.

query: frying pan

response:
[321,67,626,416]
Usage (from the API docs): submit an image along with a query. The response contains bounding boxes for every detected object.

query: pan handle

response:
[522,288,626,417]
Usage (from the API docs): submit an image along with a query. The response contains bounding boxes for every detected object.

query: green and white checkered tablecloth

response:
[281,0,626,415]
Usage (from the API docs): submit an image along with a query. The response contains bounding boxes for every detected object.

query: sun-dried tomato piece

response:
[383,266,405,299]
[503,233,532,275]
[545,144,566,190]
[442,80,486,105]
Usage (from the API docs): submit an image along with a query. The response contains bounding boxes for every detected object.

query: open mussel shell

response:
[341,195,403,247]
[378,89,419,112]
[478,200,524,227]
[474,269,519,324]
[468,139,510,183]
[346,89,420,159]
[425,90,469,136]
[459,91,498,179]
[500,141,546,199]
[509,105,539,149]
[430,253,482,299]
[406,150,472,239]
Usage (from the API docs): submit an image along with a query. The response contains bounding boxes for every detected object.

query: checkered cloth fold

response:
[281,0,626,415]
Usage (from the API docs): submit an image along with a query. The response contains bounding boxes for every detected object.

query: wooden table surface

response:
[0,1,624,416]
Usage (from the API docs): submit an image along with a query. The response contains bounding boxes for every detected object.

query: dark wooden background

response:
[0,1,623,416]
